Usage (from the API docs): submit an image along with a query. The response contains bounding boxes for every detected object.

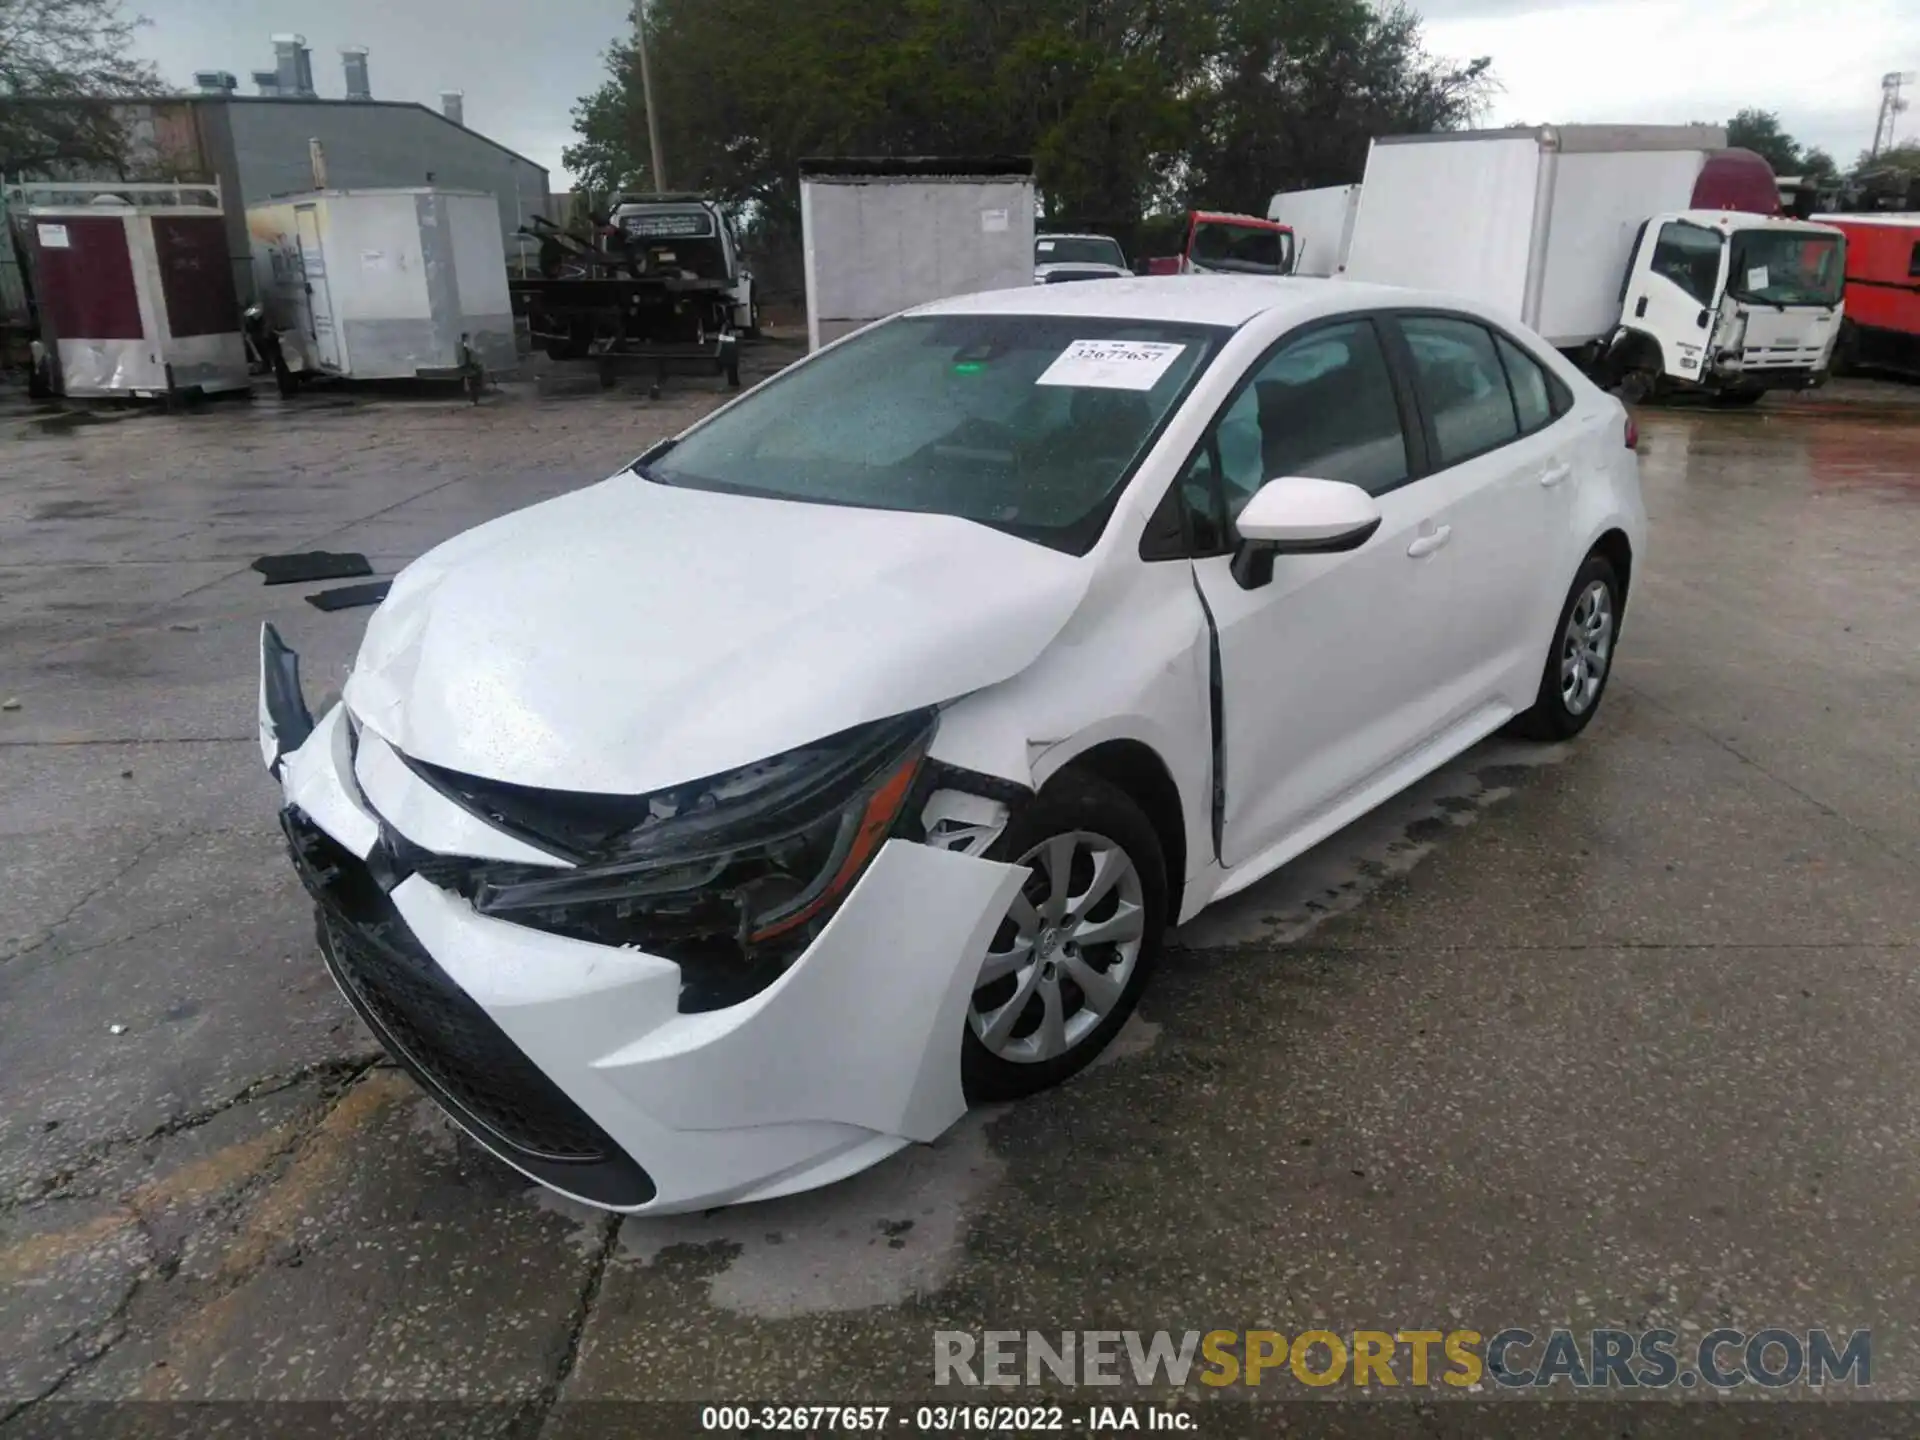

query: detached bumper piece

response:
[282,807,656,1207]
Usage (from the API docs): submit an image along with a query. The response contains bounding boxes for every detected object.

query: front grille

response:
[283,809,655,1204]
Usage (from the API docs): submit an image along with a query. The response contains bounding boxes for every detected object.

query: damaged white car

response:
[261,276,1646,1215]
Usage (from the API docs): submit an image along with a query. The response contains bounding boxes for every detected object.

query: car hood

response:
[343,473,1092,795]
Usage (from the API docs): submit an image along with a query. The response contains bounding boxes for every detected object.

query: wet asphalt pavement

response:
[2,358,1918,1432]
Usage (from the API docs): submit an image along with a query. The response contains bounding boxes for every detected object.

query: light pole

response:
[635,0,668,192]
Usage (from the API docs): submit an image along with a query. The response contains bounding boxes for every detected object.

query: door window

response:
[1179,318,1410,544]
[1494,333,1556,434]
[1400,316,1520,465]
[1649,221,1724,306]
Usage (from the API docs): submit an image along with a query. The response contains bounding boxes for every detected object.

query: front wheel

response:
[1507,553,1623,741]
[961,772,1166,1103]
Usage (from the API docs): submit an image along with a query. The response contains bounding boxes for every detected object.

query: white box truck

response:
[1266,184,1361,277]
[799,157,1035,350]
[1342,126,1848,403]
[248,187,516,393]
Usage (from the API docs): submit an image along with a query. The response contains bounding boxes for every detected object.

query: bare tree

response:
[0,0,164,177]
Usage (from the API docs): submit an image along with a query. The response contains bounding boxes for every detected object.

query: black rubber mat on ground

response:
[252,551,372,585]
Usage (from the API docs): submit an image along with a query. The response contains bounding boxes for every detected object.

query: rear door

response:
[1387,312,1581,714]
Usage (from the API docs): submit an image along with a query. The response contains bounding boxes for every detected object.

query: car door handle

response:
[1539,464,1573,488]
[1407,525,1452,558]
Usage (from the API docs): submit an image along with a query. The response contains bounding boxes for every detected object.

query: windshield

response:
[1727,229,1845,307]
[1190,221,1286,275]
[645,314,1226,554]
[1035,236,1126,268]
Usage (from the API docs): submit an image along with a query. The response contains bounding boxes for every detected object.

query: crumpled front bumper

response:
[259,625,1026,1214]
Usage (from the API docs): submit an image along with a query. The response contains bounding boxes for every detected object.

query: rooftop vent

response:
[440,90,464,127]
[341,47,371,101]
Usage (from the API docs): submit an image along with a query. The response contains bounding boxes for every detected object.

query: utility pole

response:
[1869,71,1913,160]
[634,0,668,192]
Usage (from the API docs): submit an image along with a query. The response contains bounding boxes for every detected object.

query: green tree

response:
[1181,0,1492,209]
[1800,145,1839,183]
[1725,107,1804,175]
[1856,140,1920,177]
[0,0,163,176]
[564,0,1490,256]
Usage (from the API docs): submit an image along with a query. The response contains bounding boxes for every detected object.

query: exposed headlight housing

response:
[400,710,935,1012]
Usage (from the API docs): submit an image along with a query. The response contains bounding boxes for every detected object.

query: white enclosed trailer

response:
[799,157,1036,350]
[1265,184,1362,277]
[247,187,516,384]
[1342,125,1846,401]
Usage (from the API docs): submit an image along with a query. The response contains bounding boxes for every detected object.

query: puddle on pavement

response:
[609,1110,1006,1320]
[1173,735,1572,950]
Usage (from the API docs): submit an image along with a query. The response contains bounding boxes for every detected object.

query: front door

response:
[294,204,341,371]
[1187,316,1455,870]
[1622,218,1725,385]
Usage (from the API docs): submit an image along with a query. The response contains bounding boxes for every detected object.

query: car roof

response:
[1036,232,1120,241]
[911,275,1449,330]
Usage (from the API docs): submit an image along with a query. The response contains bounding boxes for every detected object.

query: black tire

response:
[1829,319,1859,378]
[1612,369,1656,406]
[1507,553,1623,741]
[961,771,1167,1104]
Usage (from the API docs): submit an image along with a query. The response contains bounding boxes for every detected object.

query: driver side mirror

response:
[1230,476,1382,589]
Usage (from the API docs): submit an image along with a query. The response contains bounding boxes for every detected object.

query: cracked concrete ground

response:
[2,357,1918,1431]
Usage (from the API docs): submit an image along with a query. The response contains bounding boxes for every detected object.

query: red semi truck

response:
[1815,213,1920,380]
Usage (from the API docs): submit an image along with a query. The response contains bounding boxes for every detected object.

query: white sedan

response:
[260,276,1646,1215]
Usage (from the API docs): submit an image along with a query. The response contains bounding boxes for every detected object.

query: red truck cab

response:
[1145,211,1297,276]
[1815,214,1920,378]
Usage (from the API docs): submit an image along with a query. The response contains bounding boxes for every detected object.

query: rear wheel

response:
[1507,553,1623,741]
[961,772,1166,1103]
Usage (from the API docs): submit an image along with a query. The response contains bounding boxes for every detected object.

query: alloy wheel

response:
[968,831,1146,1065]
[1560,578,1615,716]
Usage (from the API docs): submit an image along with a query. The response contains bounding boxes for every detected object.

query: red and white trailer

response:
[1815,213,1920,380]
[15,181,248,401]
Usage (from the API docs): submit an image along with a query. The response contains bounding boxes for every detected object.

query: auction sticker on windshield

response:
[1746,266,1770,291]
[1037,339,1188,391]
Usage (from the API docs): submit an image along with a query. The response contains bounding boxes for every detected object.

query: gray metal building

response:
[4,43,548,308]
[225,98,549,265]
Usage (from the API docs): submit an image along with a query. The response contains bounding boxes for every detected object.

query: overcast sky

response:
[130,0,1919,185]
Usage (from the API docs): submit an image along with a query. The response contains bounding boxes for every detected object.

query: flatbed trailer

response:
[510,274,741,396]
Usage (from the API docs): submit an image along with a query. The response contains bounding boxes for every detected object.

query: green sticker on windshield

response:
[953,361,986,375]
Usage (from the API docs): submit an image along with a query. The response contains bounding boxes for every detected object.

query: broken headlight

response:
[451,710,935,1012]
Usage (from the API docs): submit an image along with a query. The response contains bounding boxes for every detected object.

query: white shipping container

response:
[247,187,516,380]
[1265,184,1362,277]
[1342,126,1724,347]
[800,159,1036,350]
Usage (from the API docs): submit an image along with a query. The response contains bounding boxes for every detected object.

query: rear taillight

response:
[1624,414,1639,450]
